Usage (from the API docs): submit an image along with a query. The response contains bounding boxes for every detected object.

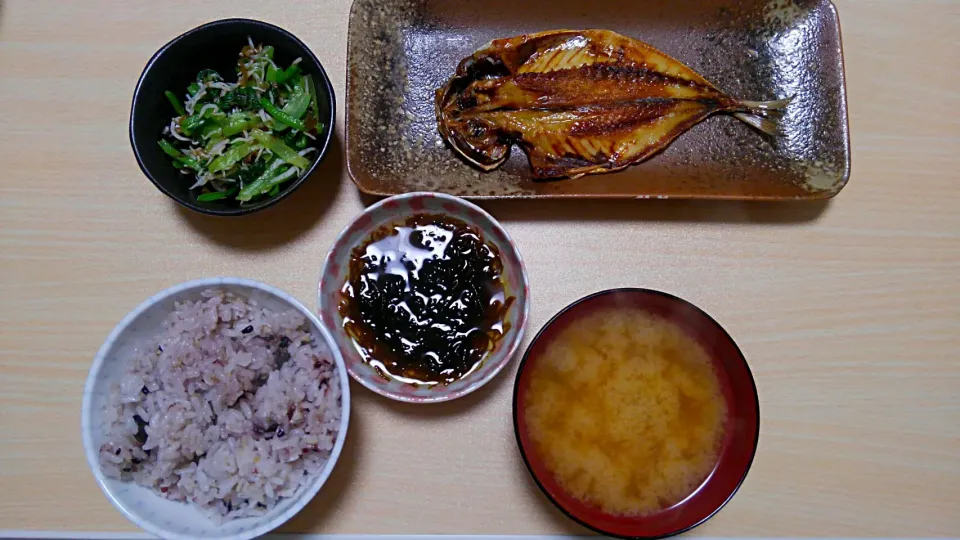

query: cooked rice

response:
[98,289,341,521]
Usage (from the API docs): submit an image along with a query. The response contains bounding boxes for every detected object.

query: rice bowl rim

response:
[81,277,351,540]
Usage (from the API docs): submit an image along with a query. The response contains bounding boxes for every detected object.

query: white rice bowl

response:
[82,278,350,540]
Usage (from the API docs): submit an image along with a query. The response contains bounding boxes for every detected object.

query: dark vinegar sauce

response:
[339,214,513,385]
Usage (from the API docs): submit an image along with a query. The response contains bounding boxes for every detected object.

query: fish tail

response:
[731,96,793,136]
[733,112,783,136]
[739,96,794,112]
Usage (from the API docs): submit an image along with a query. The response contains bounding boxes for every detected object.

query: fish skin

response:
[436,29,788,179]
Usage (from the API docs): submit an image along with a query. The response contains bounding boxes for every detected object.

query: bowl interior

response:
[514,289,759,539]
[130,19,335,216]
[82,279,350,540]
[318,193,530,403]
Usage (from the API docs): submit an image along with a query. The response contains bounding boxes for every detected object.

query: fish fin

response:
[525,148,624,179]
[733,112,784,137]
[588,29,718,89]
[505,29,721,91]
[732,96,792,135]
[518,33,614,73]
[526,148,573,179]
[565,163,629,179]
[739,96,794,112]
[448,137,509,171]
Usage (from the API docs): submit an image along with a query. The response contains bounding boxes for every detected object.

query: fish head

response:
[436,113,510,171]
[436,69,511,170]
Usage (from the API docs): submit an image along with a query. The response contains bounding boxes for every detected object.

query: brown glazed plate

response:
[346,0,850,200]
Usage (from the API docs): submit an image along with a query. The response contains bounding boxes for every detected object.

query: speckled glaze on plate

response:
[346,0,850,200]
[317,193,530,403]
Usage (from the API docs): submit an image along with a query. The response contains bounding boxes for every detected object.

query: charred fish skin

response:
[436,29,790,179]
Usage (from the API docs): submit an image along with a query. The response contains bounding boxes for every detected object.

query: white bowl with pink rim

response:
[317,192,531,403]
[81,277,351,540]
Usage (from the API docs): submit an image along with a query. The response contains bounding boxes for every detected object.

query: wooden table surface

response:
[1,0,958,536]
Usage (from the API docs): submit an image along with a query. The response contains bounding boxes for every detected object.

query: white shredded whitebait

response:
[208,82,237,92]
[270,167,298,185]
[189,175,207,190]
[169,119,191,142]
[184,86,207,115]
[207,139,229,157]
[197,103,221,117]
[158,39,323,203]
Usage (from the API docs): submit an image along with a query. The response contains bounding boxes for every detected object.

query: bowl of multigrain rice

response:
[82,277,350,540]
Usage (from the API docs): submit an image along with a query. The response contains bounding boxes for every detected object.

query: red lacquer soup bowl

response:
[513,288,760,539]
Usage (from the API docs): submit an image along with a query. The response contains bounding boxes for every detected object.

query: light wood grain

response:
[1,0,958,536]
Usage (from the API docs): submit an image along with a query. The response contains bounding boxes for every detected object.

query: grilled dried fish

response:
[436,29,791,179]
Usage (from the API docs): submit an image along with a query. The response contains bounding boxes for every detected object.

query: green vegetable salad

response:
[159,39,325,203]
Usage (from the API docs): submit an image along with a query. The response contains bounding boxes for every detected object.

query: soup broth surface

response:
[524,307,727,516]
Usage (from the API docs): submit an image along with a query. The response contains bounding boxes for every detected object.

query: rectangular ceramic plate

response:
[345,0,850,200]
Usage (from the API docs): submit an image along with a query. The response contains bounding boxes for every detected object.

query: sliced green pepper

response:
[266,63,280,83]
[165,91,186,116]
[237,166,298,202]
[197,191,228,202]
[268,82,310,132]
[237,160,285,201]
[222,112,261,137]
[187,82,201,96]
[260,98,306,131]
[158,140,202,171]
[208,141,256,173]
[305,75,322,126]
[265,60,300,85]
[269,63,302,85]
[284,64,302,82]
[180,113,209,136]
[157,139,180,158]
[201,112,261,140]
[282,85,311,119]
[198,185,239,202]
[251,130,310,168]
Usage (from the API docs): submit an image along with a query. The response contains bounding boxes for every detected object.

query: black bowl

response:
[130,18,336,216]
